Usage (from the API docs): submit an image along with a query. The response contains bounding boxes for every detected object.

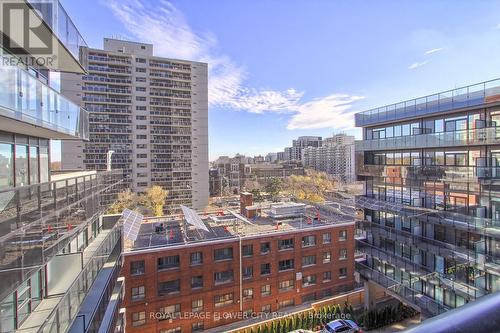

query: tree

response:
[142,185,168,216]
[107,189,138,214]
[264,177,283,201]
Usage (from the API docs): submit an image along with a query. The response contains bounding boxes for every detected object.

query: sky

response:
[60,0,500,161]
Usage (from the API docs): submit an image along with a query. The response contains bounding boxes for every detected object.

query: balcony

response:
[0,62,89,140]
[355,78,500,127]
[356,126,500,152]
[0,170,124,302]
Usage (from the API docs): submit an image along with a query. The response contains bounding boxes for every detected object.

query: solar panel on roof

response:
[180,205,209,232]
[122,208,143,241]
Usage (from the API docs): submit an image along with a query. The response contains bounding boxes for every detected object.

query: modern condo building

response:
[355,79,500,317]
[61,38,209,211]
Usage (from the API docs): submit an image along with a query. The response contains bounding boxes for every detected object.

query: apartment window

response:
[136,135,147,140]
[160,328,181,333]
[242,244,253,257]
[136,57,146,63]
[137,182,148,187]
[136,144,147,149]
[191,275,203,289]
[158,279,180,296]
[279,259,294,271]
[190,252,203,265]
[136,106,147,111]
[137,163,147,168]
[136,172,147,178]
[214,247,233,261]
[132,312,146,327]
[192,299,203,312]
[323,271,332,282]
[159,304,180,320]
[130,260,145,275]
[302,235,316,247]
[243,288,253,300]
[136,77,146,82]
[131,286,145,301]
[214,270,234,284]
[243,266,253,279]
[136,96,146,101]
[302,255,316,267]
[214,293,234,308]
[278,238,294,250]
[302,293,316,303]
[157,255,180,270]
[323,233,332,244]
[339,267,348,278]
[192,322,204,332]
[278,299,295,309]
[260,242,271,254]
[136,86,146,92]
[339,248,348,260]
[339,230,347,241]
[278,279,294,292]
[136,67,146,72]
[323,252,331,263]
[261,284,271,297]
[136,125,147,130]
[262,304,271,313]
[302,274,317,287]
[261,263,271,275]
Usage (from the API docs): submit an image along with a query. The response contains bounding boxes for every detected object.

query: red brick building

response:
[120,207,355,333]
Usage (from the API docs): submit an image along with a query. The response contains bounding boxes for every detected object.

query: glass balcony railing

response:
[0,170,124,302]
[355,78,500,127]
[0,58,89,139]
[356,127,500,151]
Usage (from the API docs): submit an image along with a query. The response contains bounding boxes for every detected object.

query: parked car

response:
[322,319,362,333]
[287,330,314,333]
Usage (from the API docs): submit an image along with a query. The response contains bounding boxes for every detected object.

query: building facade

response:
[302,134,355,183]
[0,2,125,332]
[355,79,500,317]
[61,38,209,211]
[283,136,323,162]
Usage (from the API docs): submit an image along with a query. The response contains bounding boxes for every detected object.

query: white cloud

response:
[287,94,365,130]
[106,0,360,130]
[425,47,444,54]
[408,60,429,69]
[496,23,500,30]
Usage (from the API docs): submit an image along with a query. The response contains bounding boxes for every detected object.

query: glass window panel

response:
[15,145,28,186]
[0,143,14,189]
[29,146,39,185]
[39,147,49,183]
[394,125,401,137]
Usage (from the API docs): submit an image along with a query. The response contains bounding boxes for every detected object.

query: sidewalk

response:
[366,315,421,333]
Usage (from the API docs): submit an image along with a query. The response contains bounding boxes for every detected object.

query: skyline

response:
[60,0,500,160]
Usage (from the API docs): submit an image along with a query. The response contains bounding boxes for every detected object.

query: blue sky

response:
[61,0,500,160]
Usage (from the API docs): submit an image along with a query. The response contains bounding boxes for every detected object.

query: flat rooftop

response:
[123,202,354,252]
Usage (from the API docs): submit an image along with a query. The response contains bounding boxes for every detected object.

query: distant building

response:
[265,152,278,163]
[302,133,355,182]
[284,136,323,161]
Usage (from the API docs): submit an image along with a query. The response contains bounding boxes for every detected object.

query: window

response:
[137,163,147,168]
[136,172,147,178]
[190,252,203,265]
[339,267,348,278]
[136,77,146,82]
[242,244,253,257]
[214,270,234,284]
[15,145,28,186]
[159,304,180,320]
[214,293,233,308]
[131,286,145,301]
[302,255,316,267]
[136,96,146,101]
[157,255,180,270]
[279,259,294,271]
[260,242,271,254]
[261,263,271,275]
[136,135,147,140]
[136,144,147,149]
[136,86,146,92]
[278,238,294,250]
[136,106,147,111]
[130,260,145,275]
[131,312,146,326]
[323,252,331,263]
[261,284,271,296]
[136,125,147,130]
[323,271,332,282]
[192,299,203,312]
[136,67,146,72]
[160,328,181,333]
[136,57,146,63]
[339,230,347,241]
[302,274,317,287]
[243,266,253,279]
[339,248,348,260]
[243,288,253,300]
[278,299,294,309]
[262,304,271,313]
[278,279,294,292]
[29,146,38,184]
[158,279,180,296]
[302,235,316,247]
[191,275,203,289]
[322,233,332,244]
[192,322,204,332]
[0,143,14,189]
[137,182,148,187]
[214,247,233,261]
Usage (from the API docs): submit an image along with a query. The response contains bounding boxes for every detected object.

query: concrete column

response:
[364,280,377,310]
